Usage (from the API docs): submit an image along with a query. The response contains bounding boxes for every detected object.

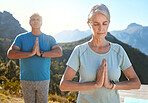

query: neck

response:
[31,28,41,36]
[90,35,109,48]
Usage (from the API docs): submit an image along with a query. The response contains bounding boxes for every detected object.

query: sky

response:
[0,0,148,35]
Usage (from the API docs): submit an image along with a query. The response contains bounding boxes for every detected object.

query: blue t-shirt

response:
[13,32,58,81]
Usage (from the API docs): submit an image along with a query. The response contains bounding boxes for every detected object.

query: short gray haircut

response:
[30,13,42,20]
[88,4,110,22]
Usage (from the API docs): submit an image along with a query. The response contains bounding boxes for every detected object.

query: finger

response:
[104,59,107,65]
[34,37,37,43]
[36,37,38,41]
[101,59,105,67]
[35,38,39,46]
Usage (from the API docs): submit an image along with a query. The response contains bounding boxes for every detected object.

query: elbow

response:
[59,81,67,91]
[56,50,63,57]
[7,50,13,59]
[58,48,63,57]
[7,50,18,59]
[58,52,63,57]
[60,85,65,91]
[133,78,141,89]
[58,46,63,57]
[136,80,141,89]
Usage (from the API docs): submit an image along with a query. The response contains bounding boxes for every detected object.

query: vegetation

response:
[0,32,148,102]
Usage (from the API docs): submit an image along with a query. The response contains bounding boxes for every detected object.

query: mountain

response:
[0,11,147,84]
[0,11,27,57]
[58,32,148,84]
[110,23,148,55]
[54,29,91,43]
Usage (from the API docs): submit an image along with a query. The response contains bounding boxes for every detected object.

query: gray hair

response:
[88,4,110,22]
[30,13,42,20]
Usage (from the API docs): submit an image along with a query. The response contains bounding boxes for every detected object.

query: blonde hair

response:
[88,4,110,22]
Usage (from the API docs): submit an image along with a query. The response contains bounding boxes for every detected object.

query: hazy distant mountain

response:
[0,11,27,57]
[58,32,148,84]
[54,29,91,43]
[0,11,147,84]
[110,23,148,55]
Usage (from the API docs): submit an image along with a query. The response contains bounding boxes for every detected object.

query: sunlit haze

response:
[0,0,148,35]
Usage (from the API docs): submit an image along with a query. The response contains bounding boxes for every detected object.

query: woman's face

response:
[88,13,109,39]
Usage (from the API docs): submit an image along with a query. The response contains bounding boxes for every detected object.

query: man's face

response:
[30,15,42,29]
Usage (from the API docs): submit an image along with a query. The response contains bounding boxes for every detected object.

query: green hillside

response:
[0,32,148,103]
[58,32,148,84]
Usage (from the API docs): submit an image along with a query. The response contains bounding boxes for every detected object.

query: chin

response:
[93,35,105,39]
[32,26,40,29]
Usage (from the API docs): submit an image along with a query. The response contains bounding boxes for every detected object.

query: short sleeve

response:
[66,46,80,71]
[120,46,132,71]
[50,36,58,48]
[13,35,22,49]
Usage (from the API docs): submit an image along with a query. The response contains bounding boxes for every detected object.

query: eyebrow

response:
[93,21,108,23]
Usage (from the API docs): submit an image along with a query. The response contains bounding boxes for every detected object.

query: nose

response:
[98,25,103,31]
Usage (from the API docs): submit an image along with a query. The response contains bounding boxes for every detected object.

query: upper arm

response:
[8,44,20,52]
[7,45,21,58]
[119,45,132,71]
[123,66,139,81]
[12,45,21,51]
[62,66,77,81]
[51,45,61,50]
[50,36,58,48]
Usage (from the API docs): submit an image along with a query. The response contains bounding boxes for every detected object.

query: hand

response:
[103,59,113,89]
[96,59,106,88]
[32,37,38,56]
[32,37,41,56]
[36,37,41,56]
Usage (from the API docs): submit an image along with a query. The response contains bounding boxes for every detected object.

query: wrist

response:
[95,81,102,88]
[110,81,116,90]
[40,51,44,57]
[31,51,35,56]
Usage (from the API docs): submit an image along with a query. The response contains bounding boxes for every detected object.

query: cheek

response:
[91,26,97,32]
[105,26,109,32]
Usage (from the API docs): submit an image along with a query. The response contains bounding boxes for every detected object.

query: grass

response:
[0,92,70,103]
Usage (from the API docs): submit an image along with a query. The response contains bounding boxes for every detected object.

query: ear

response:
[87,20,91,29]
[29,20,31,26]
[40,20,42,26]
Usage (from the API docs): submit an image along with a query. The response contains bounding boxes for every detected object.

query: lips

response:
[97,33,104,35]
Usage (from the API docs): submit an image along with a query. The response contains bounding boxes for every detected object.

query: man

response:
[7,13,62,103]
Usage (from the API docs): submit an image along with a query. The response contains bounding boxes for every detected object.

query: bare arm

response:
[42,45,62,58]
[114,66,141,90]
[60,65,105,92]
[7,37,39,59]
[7,45,34,59]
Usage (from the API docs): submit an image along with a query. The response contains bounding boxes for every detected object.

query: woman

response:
[60,4,141,103]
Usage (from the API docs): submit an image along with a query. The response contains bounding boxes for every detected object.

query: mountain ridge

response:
[0,11,27,57]
[110,23,148,55]
[54,29,91,43]
[58,32,148,84]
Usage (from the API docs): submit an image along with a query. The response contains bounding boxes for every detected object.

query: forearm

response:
[42,48,62,58]
[114,78,141,90]
[60,80,100,91]
[7,50,34,59]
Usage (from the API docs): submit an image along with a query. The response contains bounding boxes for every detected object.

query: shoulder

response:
[42,33,54,38]
[74,42,88,50]
[15,32,29,39]
[73,42,89,55]
[111,42,126,56]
